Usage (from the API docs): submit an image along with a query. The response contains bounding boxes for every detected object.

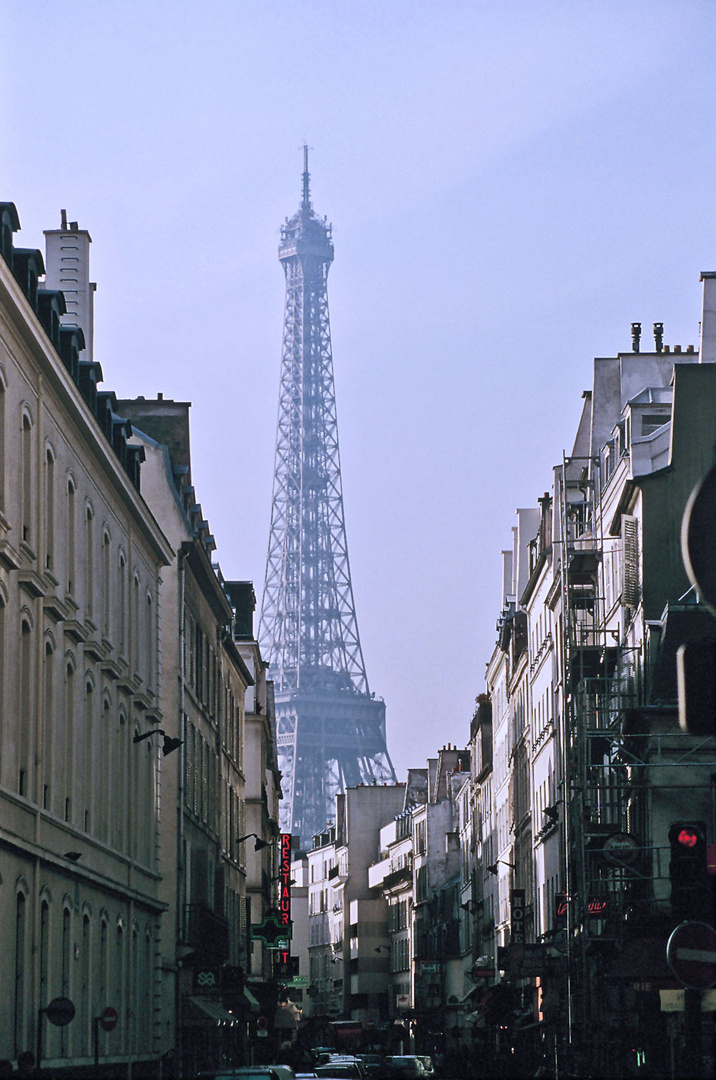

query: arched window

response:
[116,712,126,850]
[42,637,55,810]
[146,592,154,691]
[19,617,33,798]
[114,922,125,1042]
[63,657,76,823]
[102,530,111,640]
[61,905,71,1057]
[66,477,76,596]
[80,913,91,1055]
[39,899,50,1027]
[99,917,109,1053]
[100,695,111,842]
[83,678,94,833]
[21,410,32,545]
[118,552,127,656]
[133,574,140,675]
[85,502,94,619]
[45,447,55,571]
[14,888,27,1055]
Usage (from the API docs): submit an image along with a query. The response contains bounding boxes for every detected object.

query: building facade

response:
[0,206,173,1072]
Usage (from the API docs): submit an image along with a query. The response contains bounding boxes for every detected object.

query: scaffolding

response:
[555,450,716,1073]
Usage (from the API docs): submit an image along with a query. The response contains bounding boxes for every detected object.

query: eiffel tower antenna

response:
[259,151,396,845]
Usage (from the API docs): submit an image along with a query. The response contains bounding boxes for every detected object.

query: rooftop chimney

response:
[700,272,716,363]
[44,213,95,361]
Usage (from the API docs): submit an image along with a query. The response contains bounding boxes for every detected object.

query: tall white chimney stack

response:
[44,212,95,361]
[699,271,716,364]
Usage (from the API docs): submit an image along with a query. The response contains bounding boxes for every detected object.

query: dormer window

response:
[13,248,45,312]
[641,412,670,437]
[0,203,20,267]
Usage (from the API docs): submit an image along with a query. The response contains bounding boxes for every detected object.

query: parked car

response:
[207,1068,296,1080]
[314,1063,366,1079]
[356,1055,384,1076]
[205,1070,288,1080]
[382,1057,427,1078]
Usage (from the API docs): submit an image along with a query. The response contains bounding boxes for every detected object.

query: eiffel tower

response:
[259,149,396,845]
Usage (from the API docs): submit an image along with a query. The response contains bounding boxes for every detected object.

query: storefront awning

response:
[183,996,240,1027]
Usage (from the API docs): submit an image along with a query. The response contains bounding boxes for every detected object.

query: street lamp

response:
[237,833,271,852]
[133,729,182,755]
[487,860,516,875]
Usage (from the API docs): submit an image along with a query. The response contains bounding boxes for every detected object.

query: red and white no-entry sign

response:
[667,921,716,990]
[100,1006,119,1032]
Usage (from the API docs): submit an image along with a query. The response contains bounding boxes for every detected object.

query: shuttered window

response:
[622,514,640,608]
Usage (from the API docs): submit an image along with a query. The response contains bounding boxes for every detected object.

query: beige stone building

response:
[0,205,173,1072]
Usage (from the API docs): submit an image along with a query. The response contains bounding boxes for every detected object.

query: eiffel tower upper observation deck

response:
[259,149,396,845]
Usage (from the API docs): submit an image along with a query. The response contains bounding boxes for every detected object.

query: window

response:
[146,593,154,690]
[102,531,111,639]
[14,890,27,1055]
[84,679,94,832]
[118,553,127,655]
[45,448,55,570]
[66,479,76,595]
[21,411,32,544]
[61,907,71,1056]
[19,618,33,797]
[64,659,75,822]
[85,504,94,618]
[43,639,54,810]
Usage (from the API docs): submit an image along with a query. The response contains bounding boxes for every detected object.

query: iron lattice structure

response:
[260,150,396,844]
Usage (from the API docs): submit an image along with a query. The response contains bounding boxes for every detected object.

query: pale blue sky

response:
[3,1,715,776]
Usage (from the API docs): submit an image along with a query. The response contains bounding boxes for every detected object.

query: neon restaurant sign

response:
[279,833,292,966]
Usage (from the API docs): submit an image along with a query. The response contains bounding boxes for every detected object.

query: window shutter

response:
[622,514,640,608]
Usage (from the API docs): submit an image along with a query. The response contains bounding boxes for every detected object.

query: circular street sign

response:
[602,833,640,866]
[45,996,76,1027]
[667,921,716,990]
[100,1006,119,1032]
[682,465,716,614]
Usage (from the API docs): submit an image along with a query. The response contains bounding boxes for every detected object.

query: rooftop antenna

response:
[301,143,312,208]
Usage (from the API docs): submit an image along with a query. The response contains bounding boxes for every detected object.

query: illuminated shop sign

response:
[279,833,292,966]
[510,889,525,944]
[555,894,608,920]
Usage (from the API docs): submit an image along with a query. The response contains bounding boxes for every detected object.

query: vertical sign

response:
[510,889,525,944]
[279,833,292,968]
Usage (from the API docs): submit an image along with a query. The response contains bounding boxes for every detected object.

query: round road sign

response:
[100,1006,119,1032]
[666,921,716,990]
[45,996,76,1027]
[602,833,640,866]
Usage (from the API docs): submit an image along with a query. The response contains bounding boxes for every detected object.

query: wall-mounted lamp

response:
[460,901,472,912]
[374,945,390,953]
[63,851,82,862]
[487,860,516,876]
[238,833,271,852]
[133,729,182,756]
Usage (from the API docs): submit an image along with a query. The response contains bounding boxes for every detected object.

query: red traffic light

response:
[677,828,699,849]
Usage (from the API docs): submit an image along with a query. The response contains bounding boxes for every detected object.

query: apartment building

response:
[0,206,173,1073]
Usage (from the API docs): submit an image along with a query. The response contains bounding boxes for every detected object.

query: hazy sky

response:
[3,1,715,778]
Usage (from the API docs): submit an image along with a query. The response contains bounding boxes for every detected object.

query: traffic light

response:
[668,822,710,922]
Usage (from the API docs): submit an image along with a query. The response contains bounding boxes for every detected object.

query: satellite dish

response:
[681,465,716,614]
